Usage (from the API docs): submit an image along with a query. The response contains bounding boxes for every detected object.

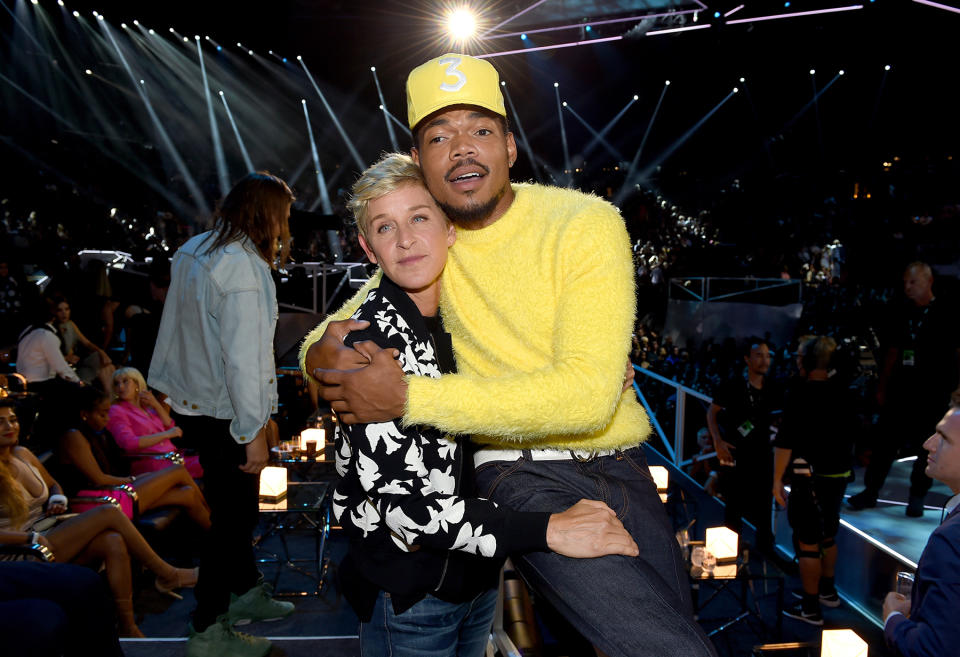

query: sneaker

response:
[186,616,271,657]
[791,589,840,608]
[847,490,877,510]
[782,601,823,626]
[227,582,295,625]
[906,496,925,518]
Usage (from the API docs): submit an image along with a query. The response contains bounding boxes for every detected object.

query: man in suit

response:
[882,398,960,656]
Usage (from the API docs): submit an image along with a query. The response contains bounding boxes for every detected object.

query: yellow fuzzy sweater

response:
[300,183,651,451]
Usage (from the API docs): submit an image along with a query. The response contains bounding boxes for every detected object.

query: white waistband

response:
[473,446,619,468]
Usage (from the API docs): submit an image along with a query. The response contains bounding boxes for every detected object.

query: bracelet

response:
[28,531,42,545]
[47,494,68,509]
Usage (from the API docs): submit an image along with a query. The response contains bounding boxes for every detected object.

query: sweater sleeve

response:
[405,205,636,439]
[298,270,383,383]
[333,418,550,557]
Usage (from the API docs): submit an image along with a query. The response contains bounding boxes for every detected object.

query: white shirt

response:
[16,323,80,383]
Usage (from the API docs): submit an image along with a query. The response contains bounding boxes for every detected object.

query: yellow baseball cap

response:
[406,53,506,129]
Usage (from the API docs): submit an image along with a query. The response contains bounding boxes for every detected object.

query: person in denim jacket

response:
[149,172,294,657]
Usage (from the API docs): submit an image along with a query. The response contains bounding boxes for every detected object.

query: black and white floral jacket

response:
[332,275,549,618]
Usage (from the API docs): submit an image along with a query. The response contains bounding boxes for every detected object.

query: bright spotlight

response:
[633,94,639,100]
[370,66,376,71]
[169,27,175,33]
[121,23,127,29]
[97,14,104,21]
[268,50,273,55]
[520,33,527,40]
[562,101,568,107]
[301,99,306,104]
[57,0,64,5]
[72,10,79,17]
[205,35,210,40]
[282,57,287,62]
[133,20,139,25]
[665,80,671,85]
[500,81,505,86]
[733,87,739,93]
[553,82,559,88]
[31,0,39,5]
[217,46,222,51]
[148,29,154,34]
[713,11,721,18]
[139,79,144,84]
[585,25,591,32]
[296,55,302,60]
[195,35,200,40]
[218,90,224,96]
[378,104,383,110]
[447,9,477,40]
[84,69,92,75]
[839,69,845,75]
[884,64,891,71]
[739,77,745,83]
[236,42,242,47]
[809,69,816,75]
[248,49,254,55]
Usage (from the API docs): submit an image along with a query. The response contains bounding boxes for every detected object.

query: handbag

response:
[72,484,138,519]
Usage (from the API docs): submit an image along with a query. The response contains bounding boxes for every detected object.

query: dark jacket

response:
[333,275,550,620]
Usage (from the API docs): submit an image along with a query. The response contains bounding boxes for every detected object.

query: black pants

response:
[721,447,774,553]
[863,398,943,499]
[174,412,260,630]
[0,562,123,657]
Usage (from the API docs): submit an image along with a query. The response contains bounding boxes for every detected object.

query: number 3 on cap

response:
[439,56,466,92]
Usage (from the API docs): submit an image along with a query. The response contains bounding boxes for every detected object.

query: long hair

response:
[0,400,27,528]
[204,171,295,268]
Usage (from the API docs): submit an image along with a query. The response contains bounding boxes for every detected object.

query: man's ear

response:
[506,132,517,168]
[446,221,456,248]
[411,147,420,166]
[358,233,378,265]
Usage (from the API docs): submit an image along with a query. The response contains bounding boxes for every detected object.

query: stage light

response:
[839,69,845,75]
[195,35,200,40]
[282,57,287,62]
[236,42,242,47]
[204,35,209,40]
[97,15,104,21]
[84,69,92,75]
[785,1,791,6]
[248,49,253,55]
[31,0,38,5]
[665,80,671,85]
[370,66,376,71]
[501,81,505,86]
[133,20,139,25]
[554,82,559,87]
[562,101,568,107]
[121,23,127,29]
[149,29,154,34]
[733,87,739,93]
[139,79,144,84]
[810,69,816,75]
[447,9,478,40]
[301,99,306,104]
[57,0,64,5]
[268,50,273,55]
[520,33,527,40]
[296,55,302,60]
[633,94,639,100]
[378,104,383,110]
[183,37,189,42]
[714,11,721,18]
[169,27,175,33]
[72,10,79,16]
[585,25,591,31]
[218,90,223,96]
[884,64,891,70]
[739,77,745,82]
[216,45,222,51]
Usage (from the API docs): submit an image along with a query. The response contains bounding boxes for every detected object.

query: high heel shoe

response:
[156,566,199,600]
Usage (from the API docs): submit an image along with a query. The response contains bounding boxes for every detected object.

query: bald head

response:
[904,262,934,306]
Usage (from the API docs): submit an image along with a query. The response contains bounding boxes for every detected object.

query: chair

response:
[0,542,55,562]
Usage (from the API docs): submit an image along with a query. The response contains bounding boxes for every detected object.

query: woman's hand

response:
[65,352,80,365]
[167,426,184,440]
[139,389,162,410]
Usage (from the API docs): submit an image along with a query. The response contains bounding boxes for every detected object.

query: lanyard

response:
[907,304,931,344]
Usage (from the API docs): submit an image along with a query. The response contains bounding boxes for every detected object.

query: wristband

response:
[28,531,42,545]
[47,494,68,509]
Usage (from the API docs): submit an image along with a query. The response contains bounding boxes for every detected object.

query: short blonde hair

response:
[113,366,147,394]
[348,153,428,238]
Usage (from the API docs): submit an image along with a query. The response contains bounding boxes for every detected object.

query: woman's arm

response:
[140,391,173,428]
[108,407,179,451]
[59,431,130,487]
[70,321,111,366]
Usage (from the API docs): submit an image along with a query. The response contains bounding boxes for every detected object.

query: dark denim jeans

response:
[475,446,717,657]
[359,588,497,657]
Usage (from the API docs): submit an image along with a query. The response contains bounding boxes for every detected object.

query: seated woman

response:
[0,399,197,637]
[106,367,202,478]
[55,387,210,530]
[52,295,116,394]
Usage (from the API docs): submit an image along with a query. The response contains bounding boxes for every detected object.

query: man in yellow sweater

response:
[302,54,716,657]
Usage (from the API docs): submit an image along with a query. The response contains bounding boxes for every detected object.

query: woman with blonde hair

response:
[106,366,202,478]
[0,399,197,637]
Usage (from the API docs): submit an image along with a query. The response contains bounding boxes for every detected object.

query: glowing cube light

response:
[821,629,867,657]
[705,526,738,563]
[299,428,325,455]
[650,465,669,503]
[259,466,287,503]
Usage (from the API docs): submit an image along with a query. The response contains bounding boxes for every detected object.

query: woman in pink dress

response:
[107,367,203,478]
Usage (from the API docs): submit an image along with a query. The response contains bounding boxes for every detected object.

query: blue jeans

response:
[360,588,498,657]
[475,446,717,657]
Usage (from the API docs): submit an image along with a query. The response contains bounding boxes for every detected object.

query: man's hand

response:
[545,499,639,558]
[305,319,373,376]
[622,360,636,393]
[715,439,736,467]
[317,348,407,424]
[239,430,269,474]
[773,479,788,508]
[883,592,911,620]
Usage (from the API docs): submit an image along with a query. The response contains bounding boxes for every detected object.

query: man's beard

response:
[435,181,508,228]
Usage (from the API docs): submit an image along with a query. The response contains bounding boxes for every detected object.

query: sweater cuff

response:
[503,510,551,554]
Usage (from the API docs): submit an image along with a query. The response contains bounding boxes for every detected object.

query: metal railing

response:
[669,277,802,304]
[632,365,715,468]
[277,262,369,314]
